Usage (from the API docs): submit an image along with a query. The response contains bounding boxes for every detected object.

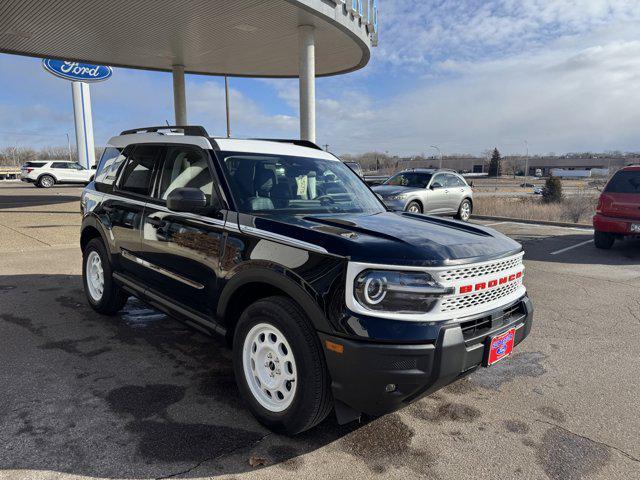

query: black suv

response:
[81,126,533,434]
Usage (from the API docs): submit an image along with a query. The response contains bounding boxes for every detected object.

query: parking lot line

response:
[550,239,593,255]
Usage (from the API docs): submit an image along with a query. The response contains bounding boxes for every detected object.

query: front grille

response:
[438,255,522,282]
[440,280,522,312]
[460,316,492,339]
[460,301,526,343]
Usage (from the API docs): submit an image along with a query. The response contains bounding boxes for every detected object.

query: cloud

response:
[325,38,640,156]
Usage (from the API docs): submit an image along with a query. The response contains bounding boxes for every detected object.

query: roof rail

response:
[120,125,209,136]
[251,138,323,151]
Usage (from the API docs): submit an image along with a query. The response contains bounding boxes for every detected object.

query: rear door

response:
[444,173,467,212]
[50,162,75,182]
[106,144,163,280]
[140,144,227,317]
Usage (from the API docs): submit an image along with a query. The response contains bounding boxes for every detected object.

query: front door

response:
[426,173,449,213]
[140,144,227,317]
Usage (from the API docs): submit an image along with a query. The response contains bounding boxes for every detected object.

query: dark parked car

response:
[80,126,533,434]
[593,165,640,249]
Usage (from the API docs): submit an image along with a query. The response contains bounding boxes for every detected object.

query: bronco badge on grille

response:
[459,271,523,294]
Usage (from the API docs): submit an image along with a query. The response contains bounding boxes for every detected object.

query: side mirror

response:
[166,187,207,213]
[430,182,443,189]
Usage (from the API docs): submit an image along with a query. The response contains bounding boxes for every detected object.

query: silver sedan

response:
[372,169,474,221]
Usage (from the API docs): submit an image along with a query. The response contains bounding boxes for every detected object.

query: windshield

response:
[384,171,432,188]
[217,151,385,215]
[605,170,640,194]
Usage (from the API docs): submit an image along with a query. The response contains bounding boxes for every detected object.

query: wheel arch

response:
[217,268,330,347]
[37,172,57,183]
[80,215,111,253]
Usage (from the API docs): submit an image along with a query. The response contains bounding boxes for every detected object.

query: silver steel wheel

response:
[242,322,297,413]
[407,203,421,213]
[460,201,471,221]
[40,176,54,188]
[85,250,104,302]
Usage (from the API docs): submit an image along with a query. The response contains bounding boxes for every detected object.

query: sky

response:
[1,0,640,156]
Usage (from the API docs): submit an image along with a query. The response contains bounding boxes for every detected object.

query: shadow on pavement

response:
[519,233,640,266]
[0,274,363,479]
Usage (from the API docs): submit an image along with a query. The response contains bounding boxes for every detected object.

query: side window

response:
[117,144,161,196]
[95,147,126,185]
[446,174,465,187]
[51,162,70,169]
[72,163,85,170]
[157,145,217,206]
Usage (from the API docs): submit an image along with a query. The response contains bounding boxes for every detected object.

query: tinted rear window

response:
[23,162,46,168]
[605,170,640,193]
[95,147,125,185]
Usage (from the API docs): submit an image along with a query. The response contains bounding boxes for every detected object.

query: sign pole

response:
[71,81,95,169]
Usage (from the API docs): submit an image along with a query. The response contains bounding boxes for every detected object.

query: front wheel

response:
[594,231,615,250]
[233,296,332,434]
[82,238,128,315]
[405,201,422,214]
[455,199,472,221]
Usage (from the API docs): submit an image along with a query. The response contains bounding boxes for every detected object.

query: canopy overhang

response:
[0,0,374,77]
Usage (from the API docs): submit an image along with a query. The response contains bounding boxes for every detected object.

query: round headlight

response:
[364,276,387,304]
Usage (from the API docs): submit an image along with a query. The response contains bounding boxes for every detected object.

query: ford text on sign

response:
[42,59,112,82]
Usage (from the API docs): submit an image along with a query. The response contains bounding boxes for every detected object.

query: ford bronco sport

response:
[80,126,533,434]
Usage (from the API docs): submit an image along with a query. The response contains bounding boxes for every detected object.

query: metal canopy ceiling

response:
[0,0,372,77]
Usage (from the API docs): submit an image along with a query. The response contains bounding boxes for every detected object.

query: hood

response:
[371,185,421,197]
[246,212,522,267]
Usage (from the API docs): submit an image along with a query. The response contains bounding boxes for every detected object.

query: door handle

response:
[147,216,167,228]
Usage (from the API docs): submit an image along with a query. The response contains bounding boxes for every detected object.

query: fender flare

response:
[217,266,332,334]
[80,214,113,254]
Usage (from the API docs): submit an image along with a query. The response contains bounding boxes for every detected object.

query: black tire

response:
[82,238,128,315]
[594,231,615,250]
[38,175,55,188]
[455,199,472,221]
[405,201,422,214]
[233,296,333,435]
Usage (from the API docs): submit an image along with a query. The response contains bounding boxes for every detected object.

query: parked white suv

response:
[20,160,95,188]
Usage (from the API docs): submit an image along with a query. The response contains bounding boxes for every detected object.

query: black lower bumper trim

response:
[321,295,533,418]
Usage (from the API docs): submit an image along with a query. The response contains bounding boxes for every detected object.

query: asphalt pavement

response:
[0,182,639,480]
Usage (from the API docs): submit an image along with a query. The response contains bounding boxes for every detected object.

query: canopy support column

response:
[298,25,316,143]
[71,81,95,169]
[172,64,187,125]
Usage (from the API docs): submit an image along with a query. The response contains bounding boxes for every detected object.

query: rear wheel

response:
[406,201,422,214]
[233,296,332,434]
[455,199,472,221]
[38,175,55,188]
[594,231,615,250]
[82,238,128,315]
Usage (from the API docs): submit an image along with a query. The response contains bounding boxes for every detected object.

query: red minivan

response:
[593,165,640,249]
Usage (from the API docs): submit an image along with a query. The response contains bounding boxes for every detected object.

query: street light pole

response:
[430,145,442,169]
[524,140,529,187]
[224,76,231,138]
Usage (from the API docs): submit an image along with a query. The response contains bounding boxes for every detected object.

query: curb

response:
[472,215,593,229]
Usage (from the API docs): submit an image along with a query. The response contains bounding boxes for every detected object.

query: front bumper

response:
[593,213,640,235]
[321,295,533,417]
[380,198,408,211]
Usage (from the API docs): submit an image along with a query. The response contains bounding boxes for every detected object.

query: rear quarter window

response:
[95,147,125,185]
[23,161,47,168]
[605,170,640,193]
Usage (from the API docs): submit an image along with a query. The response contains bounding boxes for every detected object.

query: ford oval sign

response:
[42,59,112,82]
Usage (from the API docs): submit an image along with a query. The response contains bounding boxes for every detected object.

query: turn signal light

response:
[325,340,344,354]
